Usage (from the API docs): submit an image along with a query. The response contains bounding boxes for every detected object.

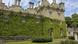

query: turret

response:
[9,0,21,12]
[51,0,59,8]
[29,2,34,9]
[14,0,21,6]
[41,0,49,7]
[0,0,2,4]
[53,0,56,4]
[17,0,21,6]
[14,0,18,6]
[0,0,7,10]
[59,0,65,10]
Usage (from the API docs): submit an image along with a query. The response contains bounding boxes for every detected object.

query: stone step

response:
[0,40,4,44]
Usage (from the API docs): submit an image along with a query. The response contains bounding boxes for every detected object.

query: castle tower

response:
[51,0,59,8]
[0,0,2,4]
[14,0,18,6]
[58,0,65,21]
[14,0,21,6]
[9,0,21,12]
[59,0,64,10]
[17,0,21,6]
[0,0,6,10]
[41,0,49,7]
[29,2,34,9]
[53,0,56,3]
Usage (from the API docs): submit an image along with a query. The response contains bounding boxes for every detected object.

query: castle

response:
[0,0,67,41]
[0,0,65,21]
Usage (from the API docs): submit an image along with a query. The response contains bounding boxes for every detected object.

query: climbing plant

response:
[0,10,67,40]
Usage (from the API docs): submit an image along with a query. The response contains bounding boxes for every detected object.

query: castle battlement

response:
[0,0,65,21]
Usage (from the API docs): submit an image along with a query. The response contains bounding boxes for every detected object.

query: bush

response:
[32,37,52,43]
[68,36,75,40]
[0,36,31,40]
[61,40,78,44]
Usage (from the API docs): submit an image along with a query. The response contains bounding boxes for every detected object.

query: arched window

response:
[48,28,53,36]
[60,28,63,36]
[48,28,53,40]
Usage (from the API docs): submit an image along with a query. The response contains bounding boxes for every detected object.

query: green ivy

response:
[0,10,67,39]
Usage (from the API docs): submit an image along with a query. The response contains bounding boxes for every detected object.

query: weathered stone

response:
[0,39,4,44]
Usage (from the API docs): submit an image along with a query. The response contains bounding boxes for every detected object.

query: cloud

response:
[20,0,31,9]
[71,2,78,8]
[2,0,14,6]
[65,0,78,16]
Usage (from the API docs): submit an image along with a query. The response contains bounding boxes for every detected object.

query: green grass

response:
[32,43,48,44]
[5,39,62,44]
[5,41,32,44]
[5,41,49,44]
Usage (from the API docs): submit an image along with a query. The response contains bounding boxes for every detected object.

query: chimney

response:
[53,0,56,3]
[29,2,34,9]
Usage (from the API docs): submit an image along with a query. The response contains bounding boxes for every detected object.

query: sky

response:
[2,0,78,16]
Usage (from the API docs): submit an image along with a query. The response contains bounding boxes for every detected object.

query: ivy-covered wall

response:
[0,10,67,39]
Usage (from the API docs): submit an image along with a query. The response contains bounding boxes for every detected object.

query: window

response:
[58,11,61,15]
[57,11,61,15]
[56,8,61,15]
[36,16,42,23]
[21,16,26,23]
[60,28,63,36]
[69,32,70,34]
[48,9,52,15]
[3,15,9,22]
[48,28,53,36]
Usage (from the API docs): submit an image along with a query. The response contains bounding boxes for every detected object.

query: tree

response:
[72,13,78,31]
[65,17,72,27]
[65,13,78,28]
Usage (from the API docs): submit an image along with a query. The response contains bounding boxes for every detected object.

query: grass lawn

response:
[32,43,48,44]
[5,39,65,44]
[5,41,32,44]
[5,40,49,44]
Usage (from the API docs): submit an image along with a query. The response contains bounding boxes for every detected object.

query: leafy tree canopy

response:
[65,13,78,27]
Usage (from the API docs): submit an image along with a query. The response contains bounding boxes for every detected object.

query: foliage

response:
[65,13,78,27]
[0,10,66,41]
[32,37,52,42]
[72,13,78,27]
[6,40,32,44]
[65,17,72,27]
[61,40,78,44]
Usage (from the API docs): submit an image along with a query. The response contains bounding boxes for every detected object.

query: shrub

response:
[32,37,52,43]
[61,40,78,44]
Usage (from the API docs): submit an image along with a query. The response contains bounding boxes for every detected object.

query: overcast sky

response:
[2,0,78,16]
